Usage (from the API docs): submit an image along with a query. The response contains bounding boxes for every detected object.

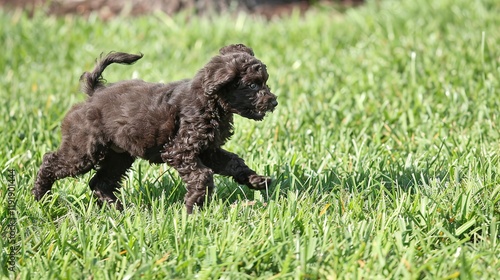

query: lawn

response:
[1,0,499,278]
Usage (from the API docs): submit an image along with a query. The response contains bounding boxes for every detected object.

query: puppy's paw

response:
[93,190,123,211]
[32,184,50,201]
[248,174,272,190]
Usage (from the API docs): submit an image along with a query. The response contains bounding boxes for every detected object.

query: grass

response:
[1,0,499,278]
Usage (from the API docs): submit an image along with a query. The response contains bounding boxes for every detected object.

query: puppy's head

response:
[219,44,255,56]
[202,44,277,121]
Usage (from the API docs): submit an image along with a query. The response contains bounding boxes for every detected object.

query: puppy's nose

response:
[271,99,278,108]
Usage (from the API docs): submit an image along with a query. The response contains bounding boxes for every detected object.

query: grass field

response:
[1,0,500,278]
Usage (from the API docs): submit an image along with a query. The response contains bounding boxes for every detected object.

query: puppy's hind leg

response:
[33,149,96,200]
[89,150,135,210]
[33,104,104,201]
[33,152,62,200]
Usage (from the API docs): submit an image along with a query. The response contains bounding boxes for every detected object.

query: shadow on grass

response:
[117,158,453,210]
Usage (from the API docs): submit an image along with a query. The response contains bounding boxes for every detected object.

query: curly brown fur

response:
[33,44,278,213]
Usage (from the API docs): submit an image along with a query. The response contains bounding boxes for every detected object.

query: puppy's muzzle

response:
[269,98,278,110]
[264,93,278,112]
[250,91,278,120]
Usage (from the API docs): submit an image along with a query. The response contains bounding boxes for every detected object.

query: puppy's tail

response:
[80,52,143,96]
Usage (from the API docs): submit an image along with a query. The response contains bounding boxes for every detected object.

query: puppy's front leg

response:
[200,148,271,190]
[162,151,214,214]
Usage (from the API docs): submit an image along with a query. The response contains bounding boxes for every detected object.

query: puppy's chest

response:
[207,118,233,147]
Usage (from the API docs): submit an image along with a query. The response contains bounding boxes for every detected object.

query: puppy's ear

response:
[219,44,254,56]
[202,56,238,96]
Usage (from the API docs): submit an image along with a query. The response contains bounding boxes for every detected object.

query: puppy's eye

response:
[249,83,259,90]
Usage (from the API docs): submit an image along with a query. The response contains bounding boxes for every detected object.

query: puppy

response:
[33,44,278,213]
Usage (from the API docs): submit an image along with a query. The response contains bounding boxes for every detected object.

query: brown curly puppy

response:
[33,44,278,213]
